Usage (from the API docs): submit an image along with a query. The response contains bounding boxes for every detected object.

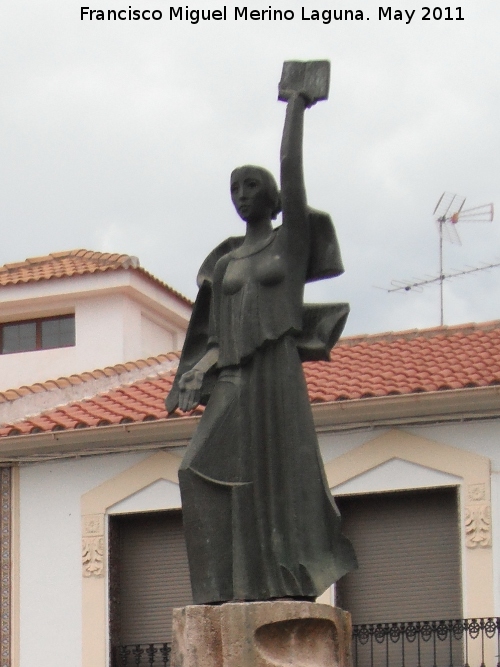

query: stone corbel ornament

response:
[465,504,491,548]
[82,513,105,577]
[0,468,11,667]
[465,483,491,548]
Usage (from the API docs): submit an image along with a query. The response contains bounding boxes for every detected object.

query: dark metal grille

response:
[353,618,500,667]
[114,643,171,667]
[113,618,500,667]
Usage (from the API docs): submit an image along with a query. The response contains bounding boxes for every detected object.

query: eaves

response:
[0,385,498,463]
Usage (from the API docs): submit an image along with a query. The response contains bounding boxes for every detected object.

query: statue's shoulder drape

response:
[165,209,349,413]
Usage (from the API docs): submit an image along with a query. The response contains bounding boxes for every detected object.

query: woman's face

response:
[230,168,273,222]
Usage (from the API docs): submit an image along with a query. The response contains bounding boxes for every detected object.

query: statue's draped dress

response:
[174,220,356,604]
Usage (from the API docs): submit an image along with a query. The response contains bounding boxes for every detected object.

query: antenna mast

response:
[386,193,494,325]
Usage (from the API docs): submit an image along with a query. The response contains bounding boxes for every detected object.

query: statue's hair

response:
[231,165,282,220]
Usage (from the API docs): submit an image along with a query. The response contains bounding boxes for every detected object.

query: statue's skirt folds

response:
[179,335,357,604]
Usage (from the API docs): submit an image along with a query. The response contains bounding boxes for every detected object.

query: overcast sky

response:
[2,0,499,336]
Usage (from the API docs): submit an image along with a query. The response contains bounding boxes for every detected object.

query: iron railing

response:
[353,618,500,667]
[114,643,171,666]
[114,618,500,667]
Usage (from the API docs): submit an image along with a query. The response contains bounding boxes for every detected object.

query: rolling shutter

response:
[113,510,192,644]
[335,487,462,624]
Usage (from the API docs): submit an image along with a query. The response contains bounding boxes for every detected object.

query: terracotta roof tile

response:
[1,319,500,437]
[303,319,500,402]
[0,352,180,404]
[0,249,191,305]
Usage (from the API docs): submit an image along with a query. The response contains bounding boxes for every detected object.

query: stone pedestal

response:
[171,600,352,667]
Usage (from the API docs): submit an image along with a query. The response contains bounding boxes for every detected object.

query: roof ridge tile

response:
[0,248,191,306]
[337,319,500,346]
[0,353,180,426]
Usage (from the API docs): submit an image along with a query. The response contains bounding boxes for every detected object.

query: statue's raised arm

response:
[278,60,332,275]
[165,61,356,605]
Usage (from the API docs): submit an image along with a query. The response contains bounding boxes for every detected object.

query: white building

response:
[0,250,498,667]
[0,249,191,390]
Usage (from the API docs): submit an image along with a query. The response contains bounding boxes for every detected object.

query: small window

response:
[2,321,37,354]
[41,316,75,349]
[0,315,75,354]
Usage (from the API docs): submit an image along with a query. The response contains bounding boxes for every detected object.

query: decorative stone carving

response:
[0,468,11,667]
[468,482,486,502]
[83,513,104,536]
[465,505,491,548]
[82,536,104,577]
[82,513,105,577]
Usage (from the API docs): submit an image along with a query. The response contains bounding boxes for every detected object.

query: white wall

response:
[18,451,183,667]
[17,419,499,667]
[331,458,461,495]
[321,421,500,470]
[0,294,129,389]
[0,344,79,392]
[109,478,181,514]
[141,314,179,360]
[0,272,189,390]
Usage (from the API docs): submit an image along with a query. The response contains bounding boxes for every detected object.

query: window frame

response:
[0,314,76,355]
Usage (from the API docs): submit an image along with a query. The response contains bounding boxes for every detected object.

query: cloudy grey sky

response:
[2,0,499,336]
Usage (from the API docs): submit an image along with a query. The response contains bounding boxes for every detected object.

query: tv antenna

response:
[385,193,494,325]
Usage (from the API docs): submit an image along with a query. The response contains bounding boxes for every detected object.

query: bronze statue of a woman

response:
[166,61,357,605]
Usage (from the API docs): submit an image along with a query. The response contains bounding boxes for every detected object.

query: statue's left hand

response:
[280,90,315,108]
[178,368,204,412]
